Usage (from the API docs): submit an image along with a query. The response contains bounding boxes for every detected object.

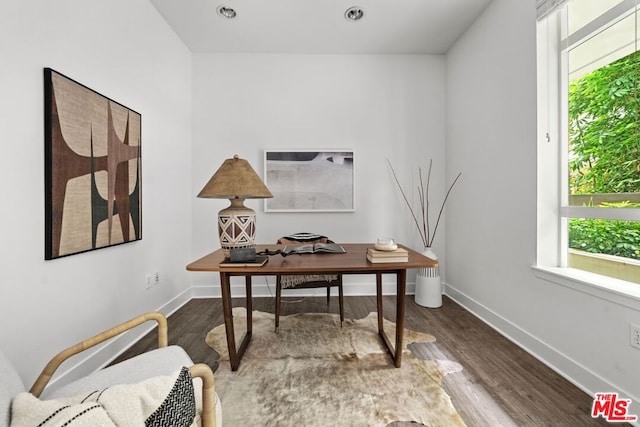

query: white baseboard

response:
[444,283,639,425]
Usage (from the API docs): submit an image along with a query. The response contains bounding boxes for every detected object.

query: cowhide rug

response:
[205,308,466,427]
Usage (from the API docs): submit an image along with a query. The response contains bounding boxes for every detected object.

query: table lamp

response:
[198,155,273,257]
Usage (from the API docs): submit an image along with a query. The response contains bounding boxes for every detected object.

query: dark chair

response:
[275,234,344,332]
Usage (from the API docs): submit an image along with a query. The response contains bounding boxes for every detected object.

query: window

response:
[537,0,640,287]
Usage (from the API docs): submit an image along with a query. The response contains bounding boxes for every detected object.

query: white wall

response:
[445,0,640,411]
[0,0,193,388]
[190,54,448,293]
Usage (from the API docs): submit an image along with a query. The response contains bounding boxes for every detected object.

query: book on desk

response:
[282,243,346,255]
[366,247,408,263]
[219,255,269,267]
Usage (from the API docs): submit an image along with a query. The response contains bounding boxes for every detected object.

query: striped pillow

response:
[11,367,197,427]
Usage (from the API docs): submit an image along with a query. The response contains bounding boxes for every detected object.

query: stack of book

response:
[366,247,409,263]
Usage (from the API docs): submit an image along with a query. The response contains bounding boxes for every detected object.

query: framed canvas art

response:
[264,150,355,212]
[44,68,142,259]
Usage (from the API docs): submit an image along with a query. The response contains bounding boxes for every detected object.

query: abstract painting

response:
[44,68,142,259]
[264,150,354,212]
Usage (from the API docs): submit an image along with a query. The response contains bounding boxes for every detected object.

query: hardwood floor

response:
[116,295,615,426]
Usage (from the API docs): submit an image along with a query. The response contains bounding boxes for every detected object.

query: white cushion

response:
[11,367,198,427]
[11,394,115,427]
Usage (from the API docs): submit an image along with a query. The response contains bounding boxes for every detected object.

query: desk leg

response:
[242,275,254,358]
[246,275,252,337]
[376,270,406,368]
[219,272,238,370]
[219,273,253,371]
[394,269,406,368]
[376,273,383,332]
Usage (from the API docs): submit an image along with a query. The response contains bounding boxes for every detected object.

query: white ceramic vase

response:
[414,247,442,308]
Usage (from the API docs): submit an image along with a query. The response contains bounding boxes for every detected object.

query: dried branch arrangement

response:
[387,158,462,248]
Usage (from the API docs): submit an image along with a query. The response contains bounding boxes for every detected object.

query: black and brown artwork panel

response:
[45,69,141,259]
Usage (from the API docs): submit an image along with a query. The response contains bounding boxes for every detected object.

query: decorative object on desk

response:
[229,247,258,262]
[44,68,142,259]
[264,150,355,212]
[197,155,273,257]
[366,247,408,263]
[387,158,461,308]
[374,237,397,251]
[205,308,465,427]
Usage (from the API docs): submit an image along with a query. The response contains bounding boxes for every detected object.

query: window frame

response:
[536,0,640,305]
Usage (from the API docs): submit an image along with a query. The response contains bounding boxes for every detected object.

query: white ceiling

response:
[149,0,493,54]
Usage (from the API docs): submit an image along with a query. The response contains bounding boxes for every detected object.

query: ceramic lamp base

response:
[218,198,256,257]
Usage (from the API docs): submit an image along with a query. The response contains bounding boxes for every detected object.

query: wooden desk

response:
[186,243,437,371]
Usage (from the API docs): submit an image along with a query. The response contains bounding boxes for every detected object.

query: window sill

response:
[532,266,640,311]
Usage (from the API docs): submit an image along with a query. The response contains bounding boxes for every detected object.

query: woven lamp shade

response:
[198,155,272,257]
[197,155,273,199]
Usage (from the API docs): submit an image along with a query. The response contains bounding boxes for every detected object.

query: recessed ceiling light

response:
[217,5,237,19]
[345,6,364,22]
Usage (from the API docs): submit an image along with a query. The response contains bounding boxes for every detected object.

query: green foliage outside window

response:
[569,202,640,259]
[568,51,640,259]
[568,50,640,194]
[569,218,640,259]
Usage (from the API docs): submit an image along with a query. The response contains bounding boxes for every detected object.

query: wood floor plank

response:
[113,295,618,426]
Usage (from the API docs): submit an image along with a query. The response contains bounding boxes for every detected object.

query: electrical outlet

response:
[154,271,160,286]
[630,323,640,350]
[145,274,152,290]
